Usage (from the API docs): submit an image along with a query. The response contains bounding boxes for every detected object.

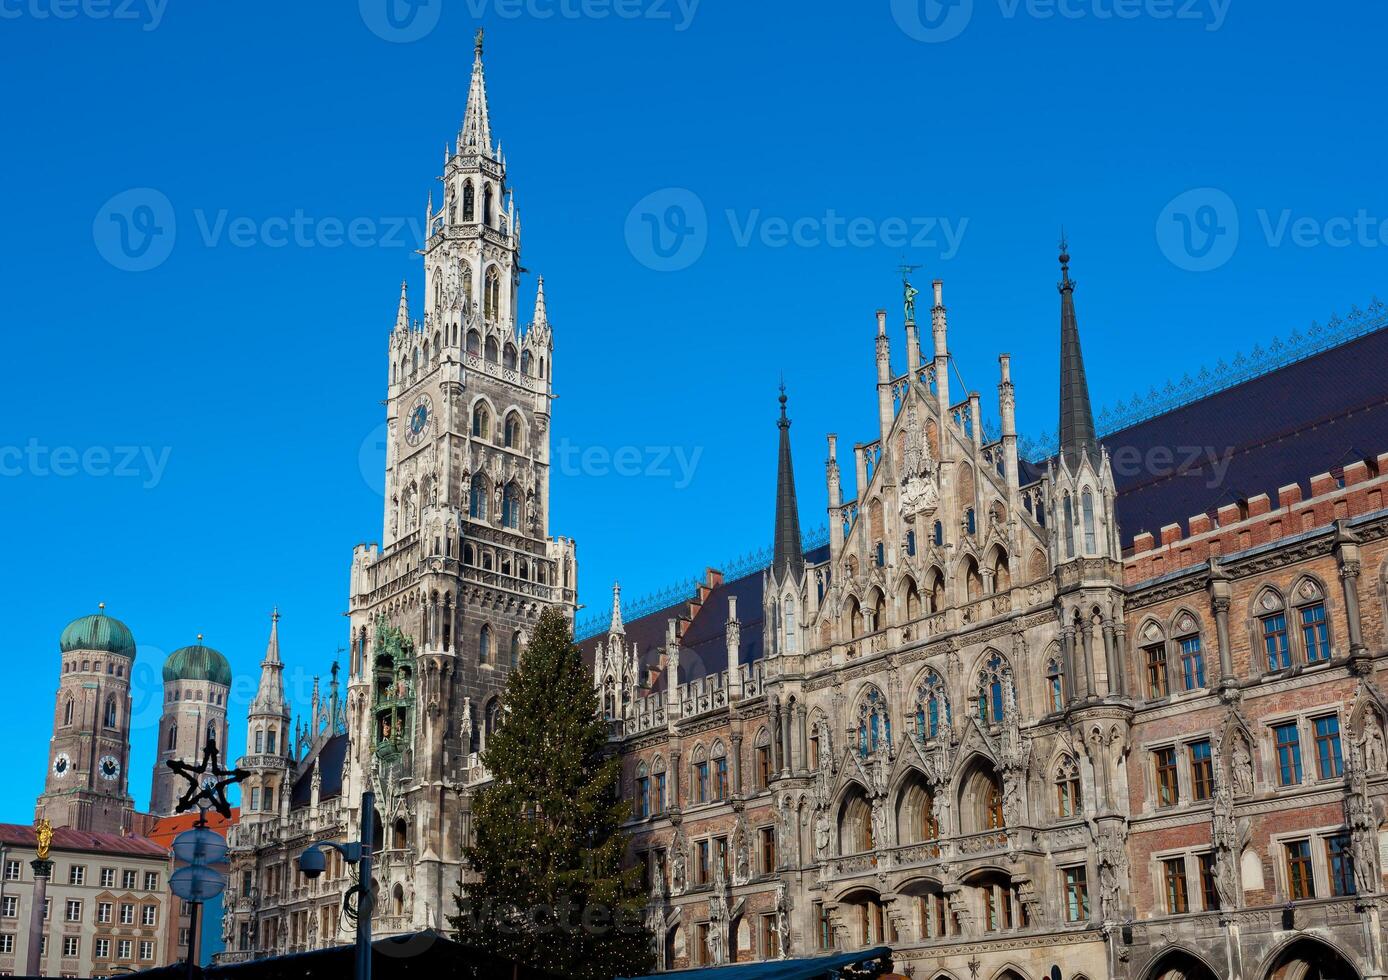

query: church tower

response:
[37,606,137,835]
[149,637,232,815]
[344,32,577,934]
[239,610,292,825]
[765,386,806,658]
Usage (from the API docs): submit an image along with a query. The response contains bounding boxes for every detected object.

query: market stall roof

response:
[620,946,893,980]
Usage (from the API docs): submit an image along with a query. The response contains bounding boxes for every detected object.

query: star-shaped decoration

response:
[167,735,249,819]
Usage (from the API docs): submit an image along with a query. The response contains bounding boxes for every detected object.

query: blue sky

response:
[1,0,1385,817]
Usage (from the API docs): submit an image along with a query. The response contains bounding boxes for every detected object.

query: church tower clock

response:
[37,605,137,836]
[344,31,577,934]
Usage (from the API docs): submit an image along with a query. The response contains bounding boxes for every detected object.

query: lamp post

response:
[166,735,248,980]
[297,789,375,980]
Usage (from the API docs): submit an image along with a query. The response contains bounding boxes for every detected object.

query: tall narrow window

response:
[1263,613,1291,671]
[472,404,490,439]
[1154,747,1179,807]
[462,181,475,222]
[1163,858,1189,914]
[1179,635,1205,690]
[1285,840,1315,899]
[1046,658,1065,712]
[1189,740,1213,801]
[469,480,488,520]
[104,697,117,728]
[63,698,74,726]
[1145,644,1169,698]
[510,632,521,668]
[1063,866,1089,922]
[479,625,491,665]
[1313,715,1344,778]
[1081,490,1096,554]
[1055,758,1081,818]
[166,724,177,751]
[1274,722,1303,786]
[906,530,916,557]
[636,766,650,819]
[1198,853,1220,910]
[783,598,797,654]
[1301,602,1330,663]
[1327,834,1356,896]
[933,521,943,547]
[483,185,494,227]
[501,484,521,530]
[1063,493,1076,559]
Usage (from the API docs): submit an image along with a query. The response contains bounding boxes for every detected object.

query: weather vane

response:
[167,735,249,820]
[898,261,923,322]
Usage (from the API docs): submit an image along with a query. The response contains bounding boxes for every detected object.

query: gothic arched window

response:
[1081,489,1097,555]
[104,696,117,729]
[503,344,518,370]
[469,478,488,520]
[914,671,951,741]
[783,597,797,653]
[1063,492,1076,559]
[166,723,177,751]
[501,484,521,530]
[976,652,1012,726]
[479,625,491,665]
[1055,756,1082,818]
[471,403,490,439]
[510,631,522,668]
[520,349,532,375]
[933,520,944,546]
[483,185,494,227]
[857,688,891,757]
[484,268,501,320]
[504,413,522,450]
[462,181,475,222]
[62,698,74,727]
[484,697,501,741]
[466,329,481,356]
[1046,657,1065,712]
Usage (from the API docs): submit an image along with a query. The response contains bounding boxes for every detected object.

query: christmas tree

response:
[451,607,654,979]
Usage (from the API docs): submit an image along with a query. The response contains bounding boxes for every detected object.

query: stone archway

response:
[1142,948,1220,980]
[1263,937,1362,980]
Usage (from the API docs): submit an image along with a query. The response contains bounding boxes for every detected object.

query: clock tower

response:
[38,605,137,836]
[344,31,577,933]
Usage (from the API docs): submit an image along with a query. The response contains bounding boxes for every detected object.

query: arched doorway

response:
[1142,948,1220,980]
[1264,938,1362,980]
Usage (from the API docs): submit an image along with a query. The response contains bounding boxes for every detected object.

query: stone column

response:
[1208,558,1236,687]
[781,702,794,776]
[26,858,52,977]
[1334,521,1369,667]
[1079,617,1096,700]
[669,749,682,811]
[1061,625,1078,706]
[730,733,744,797]
[769,698,782,773]
[1102,618,1120,697]
[796,705,808,774]
[1113,620,1129,697]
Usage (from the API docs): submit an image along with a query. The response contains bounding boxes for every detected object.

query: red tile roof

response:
[0,823,169,860]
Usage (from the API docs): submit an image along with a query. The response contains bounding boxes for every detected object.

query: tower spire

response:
[394,280,409,334]
[1057,236,1099,469]
[459,28,493,156]
[609,582,624,635]
[771,383,805,581]
[533,275,549,328]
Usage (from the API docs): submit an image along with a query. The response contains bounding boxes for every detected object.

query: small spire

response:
[609,582,625,635]
[474,26,484,58]
[460,30,493,155]
[771,384,805,582]
[265,608,281,664]
[533,276,549,328]
[1057,238,1099,469]
[394,281,409,334]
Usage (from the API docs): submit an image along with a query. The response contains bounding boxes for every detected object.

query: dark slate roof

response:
[579,326,1388,670]
[578,546,828,690]
[1100,325,1388,548]
[289,733,348,809]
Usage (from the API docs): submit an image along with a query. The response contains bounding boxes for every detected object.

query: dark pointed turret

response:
[1057,237,1099,469]
[771,384,805,581]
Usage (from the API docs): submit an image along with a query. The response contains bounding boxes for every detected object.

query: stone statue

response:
[774,878,792,958]
[870,797,888,850]
[1364,714,1387,773]
[903,278,920,322]
[670,840,687,896]
[814,809,831,859]
[1230,735,1254,797]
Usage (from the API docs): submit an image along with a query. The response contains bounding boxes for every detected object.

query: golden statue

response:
[35,818,53,861]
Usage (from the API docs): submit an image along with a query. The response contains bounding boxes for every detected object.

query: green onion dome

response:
[163,639,232,687]
[59,606,136,660]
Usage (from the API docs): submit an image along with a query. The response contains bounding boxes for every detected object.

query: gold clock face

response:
[404,394,433,447]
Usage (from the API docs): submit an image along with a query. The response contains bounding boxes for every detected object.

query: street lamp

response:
[297,789,375,980]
